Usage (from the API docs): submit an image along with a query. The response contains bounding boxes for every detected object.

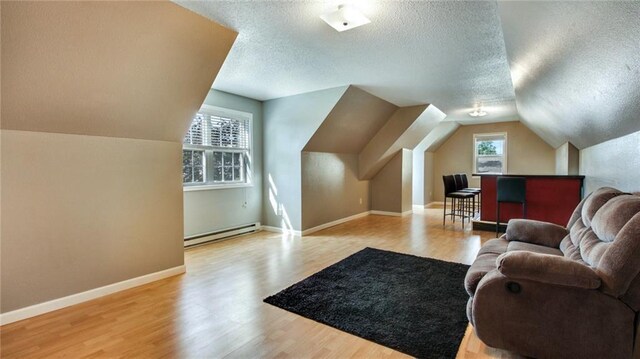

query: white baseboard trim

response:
[370,210,414,217]
[0,265,186,326]
[301,211,371,236]
[370,210,401,216]
[260,225,302,236]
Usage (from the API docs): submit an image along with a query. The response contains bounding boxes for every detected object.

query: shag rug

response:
[264,247,470,359]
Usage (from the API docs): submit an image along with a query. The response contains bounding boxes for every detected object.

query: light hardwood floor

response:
[1,208,520,358]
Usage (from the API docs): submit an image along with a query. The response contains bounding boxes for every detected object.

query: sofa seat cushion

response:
[465,252,500,296]
[477,238,509,256]
[507,241,563,256]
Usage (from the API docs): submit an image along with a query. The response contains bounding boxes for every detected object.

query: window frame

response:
[183,105,253,191]
[473,132,508,175]
[182,148,206,185]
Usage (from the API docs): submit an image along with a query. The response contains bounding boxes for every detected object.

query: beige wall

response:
[301,152,370,230]
[424,152,435,204]
[371,149,412,213]
[1,130,184,312]
[359,105,444,180]
[432,121,555,202]
[1,1,235,314]
[303,86,397,154]
[1,1,236,143]
[555,142,579,175]
[412,122,458,206]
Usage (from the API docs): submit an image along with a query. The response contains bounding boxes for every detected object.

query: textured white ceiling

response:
[498,1,640,149]
[176,1,517,124]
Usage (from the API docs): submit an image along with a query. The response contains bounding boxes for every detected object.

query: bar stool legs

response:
[443,175,475,229]
[443,195,470,228]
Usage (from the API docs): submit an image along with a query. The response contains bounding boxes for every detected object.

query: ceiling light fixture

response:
[469,104,488,117]
[320,5,370,32]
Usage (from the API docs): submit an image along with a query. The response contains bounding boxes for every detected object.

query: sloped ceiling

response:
[498,1,640,149]
[1,1,237,142]
[359,104,446,179]
[303,86,397,153]
[417,122,461,153]
[176,1,517,125]
[169,1,640,150]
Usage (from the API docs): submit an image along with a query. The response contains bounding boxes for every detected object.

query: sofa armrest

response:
[497,251,601,289]
[505,219,568,248]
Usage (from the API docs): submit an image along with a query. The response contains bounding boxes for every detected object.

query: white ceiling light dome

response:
[469,104,488,117]
[320,5,371,32]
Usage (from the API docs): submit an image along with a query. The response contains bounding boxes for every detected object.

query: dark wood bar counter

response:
[473,174,584,229]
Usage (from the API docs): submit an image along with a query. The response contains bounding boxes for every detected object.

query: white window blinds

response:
[184,113,250,150]
[184,114,205,145]
[209,116,250,149]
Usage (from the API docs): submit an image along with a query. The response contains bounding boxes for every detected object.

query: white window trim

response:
[473,132,508,175]
[183,105,254,191]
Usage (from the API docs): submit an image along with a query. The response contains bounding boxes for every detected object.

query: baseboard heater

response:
[184,222,260,247]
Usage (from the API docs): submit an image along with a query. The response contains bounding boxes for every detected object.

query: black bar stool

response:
[455,173,480,216]
[460,173,481,212]
[496,176,526,237]
[443,175,475,228]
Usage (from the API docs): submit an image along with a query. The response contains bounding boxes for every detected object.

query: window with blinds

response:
[183,107,252,188]
[183,114,250,150]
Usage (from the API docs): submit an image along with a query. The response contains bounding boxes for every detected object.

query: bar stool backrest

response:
[497,177,526,203]
[460,174,470,188]
[443,175,458,196]
[454,174,464,191]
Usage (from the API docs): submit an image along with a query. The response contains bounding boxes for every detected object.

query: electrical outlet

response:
[359,197,363,205]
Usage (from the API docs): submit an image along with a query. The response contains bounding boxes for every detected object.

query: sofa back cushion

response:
[590,197,640,296]
[591,196,640,243]
[580,187,625,227]
[565,187,640,300]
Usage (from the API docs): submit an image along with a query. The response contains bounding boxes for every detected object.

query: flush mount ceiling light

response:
[320,5,370,32]
[469,104,488,117]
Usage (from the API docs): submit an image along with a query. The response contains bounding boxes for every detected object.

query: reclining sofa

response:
[465,187,640,358]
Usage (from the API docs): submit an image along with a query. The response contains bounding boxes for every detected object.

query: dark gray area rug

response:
[264,247,470,359]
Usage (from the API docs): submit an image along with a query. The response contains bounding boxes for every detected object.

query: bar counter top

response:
[472,173,585,179]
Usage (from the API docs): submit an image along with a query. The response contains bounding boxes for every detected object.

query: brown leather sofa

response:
[465,187,640,358]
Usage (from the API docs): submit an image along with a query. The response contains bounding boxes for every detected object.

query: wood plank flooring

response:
[1,208,521,358]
